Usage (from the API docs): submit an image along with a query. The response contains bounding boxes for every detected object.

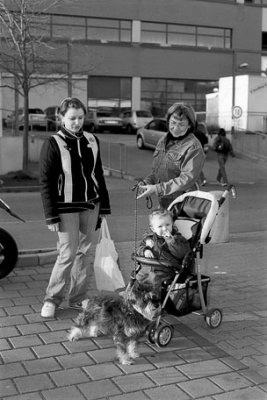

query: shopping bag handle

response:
[99,217,111,241]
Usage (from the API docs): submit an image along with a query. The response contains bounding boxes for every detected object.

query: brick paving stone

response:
[50,367,89,386]
[32,343,68,358]
[65,338,99,353]
[0,315,27,327]
[9,334,43,348]
[0,362,27,379]
[219,356,248,371]
[178,359,232,379]
[146,367,188,385]
[111,392,149,400]
[177,347,214,363]
[57,353,95,369]
[42,386,86,400]
[210,372,253,391]
[88,347,123,364]
[0,379,18,397]
[1,347,36,363]
[78,378,121,399]
[0,338,12,350]
[179,377,223,397]
[16,322,50,335]
[13,296,40,305]
[39,330,70,344]
[2,393,43,400]
[84,362,124,380]
[23,357,61,374]
[44,319,74,331]
[115,357,156,374]
[0,326,20,339]
[213,386,267,400]
[15,373,55,393]
[113,372,155,393]
[144,384,190,400]
[146,351,185,368]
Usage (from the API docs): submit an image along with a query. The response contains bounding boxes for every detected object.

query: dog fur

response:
[67,279,161,364]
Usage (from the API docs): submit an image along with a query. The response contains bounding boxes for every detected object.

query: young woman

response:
[39,97,111,318]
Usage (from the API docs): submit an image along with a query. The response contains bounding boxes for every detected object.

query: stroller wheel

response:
[154,323,174,347]
[205,308,223,329]
[146,323,156,344]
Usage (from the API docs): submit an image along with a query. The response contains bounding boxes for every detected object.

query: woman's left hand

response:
[137,184,157,199]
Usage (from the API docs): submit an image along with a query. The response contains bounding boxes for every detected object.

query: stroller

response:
[131,185,236,348]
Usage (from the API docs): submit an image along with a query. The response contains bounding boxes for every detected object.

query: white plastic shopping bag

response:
[93,217,125,291]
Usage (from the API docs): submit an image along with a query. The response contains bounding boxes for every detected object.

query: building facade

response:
[1,0,267,121]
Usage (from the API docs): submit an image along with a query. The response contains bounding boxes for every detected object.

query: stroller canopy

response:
[168,191,219,245]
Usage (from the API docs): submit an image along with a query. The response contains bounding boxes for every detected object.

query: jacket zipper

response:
[77,140,88,201]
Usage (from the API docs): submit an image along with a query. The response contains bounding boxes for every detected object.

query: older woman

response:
[137,102,205,208]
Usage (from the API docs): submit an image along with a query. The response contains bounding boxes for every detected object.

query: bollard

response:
[209,190,229,243]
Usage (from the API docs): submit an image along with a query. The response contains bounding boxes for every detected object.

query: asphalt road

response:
[0,132,266,251]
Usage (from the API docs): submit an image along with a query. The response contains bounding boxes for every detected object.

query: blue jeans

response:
[44,204,100,306]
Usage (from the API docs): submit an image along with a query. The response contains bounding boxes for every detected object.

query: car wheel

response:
[137,135,145,149]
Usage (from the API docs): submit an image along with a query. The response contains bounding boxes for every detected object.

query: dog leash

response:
[131,181,153,279]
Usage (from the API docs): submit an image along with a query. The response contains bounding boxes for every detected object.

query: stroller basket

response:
[165,273,211,317]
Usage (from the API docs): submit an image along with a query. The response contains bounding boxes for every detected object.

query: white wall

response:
[0,136,45,175]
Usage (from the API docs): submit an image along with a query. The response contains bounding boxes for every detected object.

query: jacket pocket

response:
[58,174,63,196]
[167,152,182,163]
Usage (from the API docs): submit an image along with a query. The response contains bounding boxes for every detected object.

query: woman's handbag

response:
[93,217,125,291]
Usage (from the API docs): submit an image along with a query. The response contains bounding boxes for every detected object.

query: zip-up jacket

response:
[137,225,190,264]
[40,129,111,225]
[144,132,205,208]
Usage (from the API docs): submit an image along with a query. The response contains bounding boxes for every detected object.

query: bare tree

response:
[0,0,72,174]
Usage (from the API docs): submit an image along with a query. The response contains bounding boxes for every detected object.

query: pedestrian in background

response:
[137,102,205,208]
[193,121,209,186]
[39,97,111,318]
[213,128,235,187]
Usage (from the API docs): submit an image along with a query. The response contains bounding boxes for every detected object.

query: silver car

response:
[6,108,46,130]
[121,110,153,134]
[136,118,168,149]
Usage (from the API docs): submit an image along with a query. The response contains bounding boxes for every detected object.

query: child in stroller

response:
[135,208,190,286]
[130,188,232,347]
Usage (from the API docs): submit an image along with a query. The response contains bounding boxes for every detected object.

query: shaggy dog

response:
[67,279,161,365]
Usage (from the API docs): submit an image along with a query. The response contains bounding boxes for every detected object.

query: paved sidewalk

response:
[1,229,267,400]
[1,151,267,399]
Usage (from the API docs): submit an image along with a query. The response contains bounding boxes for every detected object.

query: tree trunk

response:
[22,94,29,175]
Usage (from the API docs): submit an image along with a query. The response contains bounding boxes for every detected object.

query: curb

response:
[17,248,58,267]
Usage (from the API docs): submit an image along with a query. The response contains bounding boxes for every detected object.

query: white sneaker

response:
[41,302,56,318]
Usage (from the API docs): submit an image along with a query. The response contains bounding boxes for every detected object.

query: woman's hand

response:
[47,223,59,232]
[137,184,157,199]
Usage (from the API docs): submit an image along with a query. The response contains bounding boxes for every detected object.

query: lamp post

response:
[231,51,248,134]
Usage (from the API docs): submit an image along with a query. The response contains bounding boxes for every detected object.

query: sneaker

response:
[202,180,207,186]
[41,302,56,318]
[221,183,227,187]
[69,302,83,310]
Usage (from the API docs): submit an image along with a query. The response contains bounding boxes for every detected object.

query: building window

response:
[141,78,218,116]
[141,21,231,49]
[88,77,131,113]
[50,15,131,42]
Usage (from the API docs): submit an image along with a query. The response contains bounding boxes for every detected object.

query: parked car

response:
[136,118,168,149]
[84,109,123,133]
[6,108,46,130]
[120,109,153,134]
[44,106,60,131]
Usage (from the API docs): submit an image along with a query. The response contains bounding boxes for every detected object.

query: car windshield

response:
[136,111,152,118]
[97,112,116,118]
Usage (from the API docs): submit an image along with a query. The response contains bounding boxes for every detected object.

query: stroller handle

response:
[218,184,237,208]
